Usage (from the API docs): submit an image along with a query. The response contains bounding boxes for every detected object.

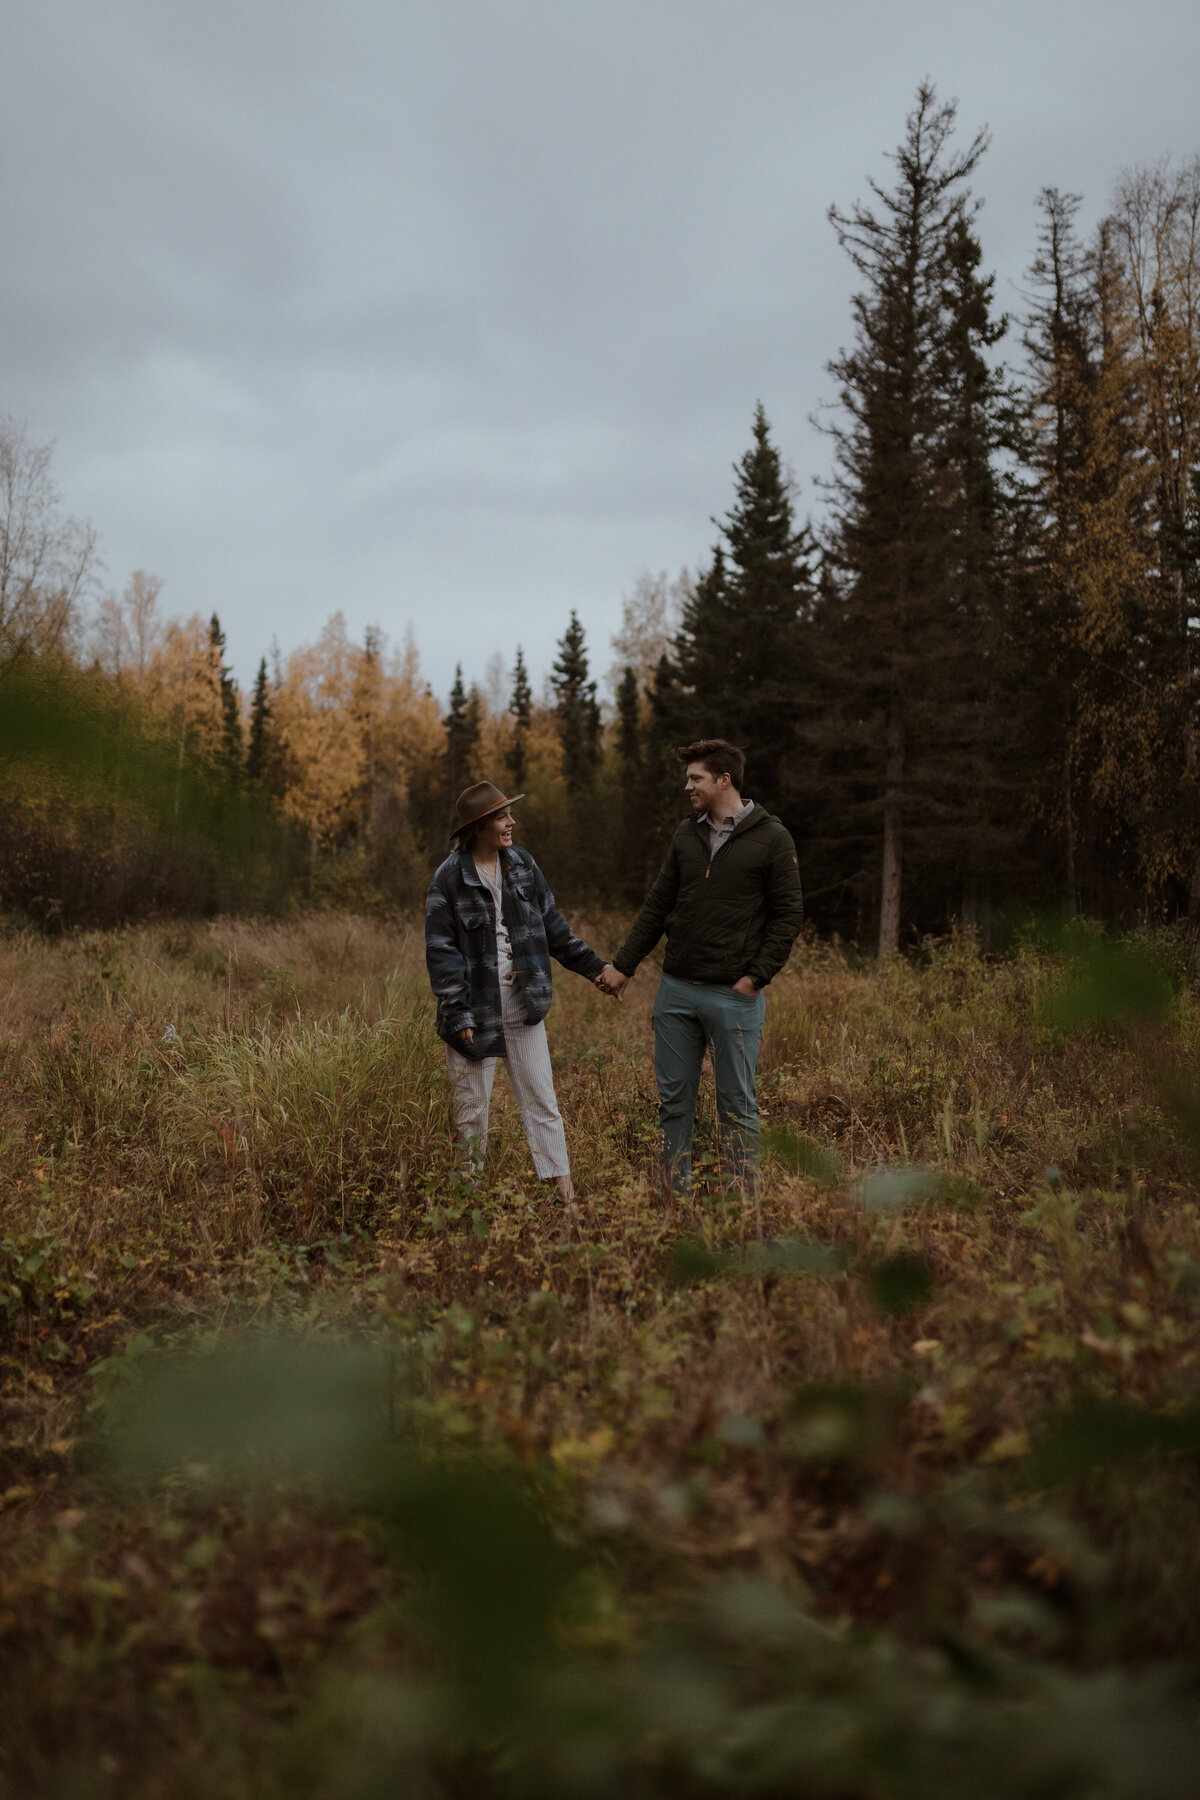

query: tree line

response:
[3,85,1199,944]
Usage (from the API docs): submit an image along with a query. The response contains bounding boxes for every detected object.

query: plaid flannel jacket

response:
[425,846,604,1060]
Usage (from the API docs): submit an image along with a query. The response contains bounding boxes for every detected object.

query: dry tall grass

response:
[3,914,1200,1796]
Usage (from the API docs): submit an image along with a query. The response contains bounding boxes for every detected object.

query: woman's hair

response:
[676,737,745,789]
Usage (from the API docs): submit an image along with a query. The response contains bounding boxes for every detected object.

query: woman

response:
[425,781,621,1201]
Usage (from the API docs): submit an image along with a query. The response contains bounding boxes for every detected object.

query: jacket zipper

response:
[704,811,753,877]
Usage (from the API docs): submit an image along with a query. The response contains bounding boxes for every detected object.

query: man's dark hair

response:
[677,738,745,789]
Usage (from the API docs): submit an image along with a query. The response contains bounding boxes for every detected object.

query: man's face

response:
[684,762,724,813]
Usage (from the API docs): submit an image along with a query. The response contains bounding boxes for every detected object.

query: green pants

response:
[652,972,765,1193]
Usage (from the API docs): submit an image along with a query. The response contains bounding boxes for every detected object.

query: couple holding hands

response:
[424,739,804,1203]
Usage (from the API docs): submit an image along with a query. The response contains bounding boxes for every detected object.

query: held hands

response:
[595,963,628,1001]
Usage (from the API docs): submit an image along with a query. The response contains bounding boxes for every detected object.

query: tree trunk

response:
[173,714,186,822]
[1188,850,1200,922]
[878,687,904,962]
[1062,751,1077,915]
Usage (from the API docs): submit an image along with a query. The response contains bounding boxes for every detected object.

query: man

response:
[598,739,803,1195]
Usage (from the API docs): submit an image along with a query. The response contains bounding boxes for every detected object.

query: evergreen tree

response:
[810,84,997,957]
[615,664,641,776]
[551,612,600,794]
[1022,193,1158,914]
[1062,222,1158,909]
[357,624,383,834]
[208,613,244,780]
[508,646,533,790]
[643,651,690,846]
[1109,160,1200,912]
[931,208,1028,921]
[669,409,815,814]
[719,404,816,810]
[614,664,645,899]
[464,683,483,778]
[670,546,734,735]
[444,664,481,801]
[1021,188,1094,908]
[247,656,272,785]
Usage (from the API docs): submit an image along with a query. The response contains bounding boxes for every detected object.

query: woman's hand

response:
[457,1027,475,1046]
[596,964,627,1000]
[731,976,758,996]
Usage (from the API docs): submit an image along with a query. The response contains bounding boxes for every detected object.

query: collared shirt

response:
[701,797,754,860]
[475,857,516,981]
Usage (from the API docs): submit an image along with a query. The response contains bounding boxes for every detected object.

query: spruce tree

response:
[1021,188,1093,907]
[551,612,600,794]
[247,656,272,785]
[615,665,641,777]
[719,404,816,810]
[668,409,815,814]
[1058,222,1157,910]
[508,646,532,790]
[641,651,692,847]
[357,624,382,833]
[464,683,483,780]
[614,664,645,898]
[811,84,996,957]
[208,613,244,780]
[670,546,734,735]
[1107,162,1200,912]
[1021,193,1157,913]
[932,208,1027,922]
[444,664,480,801]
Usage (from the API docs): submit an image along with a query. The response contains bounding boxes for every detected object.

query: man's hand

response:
[596,964,629,1000]
[731,976,759,997]
[457,1027,475,1046]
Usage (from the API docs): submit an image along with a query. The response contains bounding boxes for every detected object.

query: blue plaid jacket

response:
[425,846,605,1060]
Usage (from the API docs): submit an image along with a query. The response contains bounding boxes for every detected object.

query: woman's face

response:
[476,808,515,855]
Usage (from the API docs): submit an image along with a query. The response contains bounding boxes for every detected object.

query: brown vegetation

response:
[3,915,1200,1794]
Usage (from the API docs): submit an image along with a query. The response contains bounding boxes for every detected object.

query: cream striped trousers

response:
[444,977,570,1180]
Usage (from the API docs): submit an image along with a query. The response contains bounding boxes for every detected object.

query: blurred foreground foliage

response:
[0,658,299,926]
[81,1334,1200,1800]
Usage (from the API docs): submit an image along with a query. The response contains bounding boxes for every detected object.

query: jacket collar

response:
[457,845,516,887]
[690,801,767,842]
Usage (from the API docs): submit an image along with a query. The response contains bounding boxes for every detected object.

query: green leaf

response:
[1029,1399,1200,1485]
[666,1238,725,1286]
[867,1253,935,1315]
[855,1166,941,1213]
[1043,933,1172,1033]
[761,1125,841,1186]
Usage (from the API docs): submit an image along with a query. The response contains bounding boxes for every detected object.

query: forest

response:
[4,87,1200,1800]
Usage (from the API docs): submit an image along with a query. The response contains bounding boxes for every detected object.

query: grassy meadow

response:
[4,911,1200,1797]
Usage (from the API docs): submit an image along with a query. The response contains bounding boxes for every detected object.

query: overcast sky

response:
[4,1,1199,700]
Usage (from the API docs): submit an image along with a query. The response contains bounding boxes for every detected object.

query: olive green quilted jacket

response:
[614,805,803,989]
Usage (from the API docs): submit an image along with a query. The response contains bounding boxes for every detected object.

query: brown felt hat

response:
[451,781,524,843]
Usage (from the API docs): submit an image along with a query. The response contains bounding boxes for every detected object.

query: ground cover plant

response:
[3,911,1200,1796]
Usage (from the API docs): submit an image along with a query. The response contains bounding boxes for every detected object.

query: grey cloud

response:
[4,0,1199,693]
